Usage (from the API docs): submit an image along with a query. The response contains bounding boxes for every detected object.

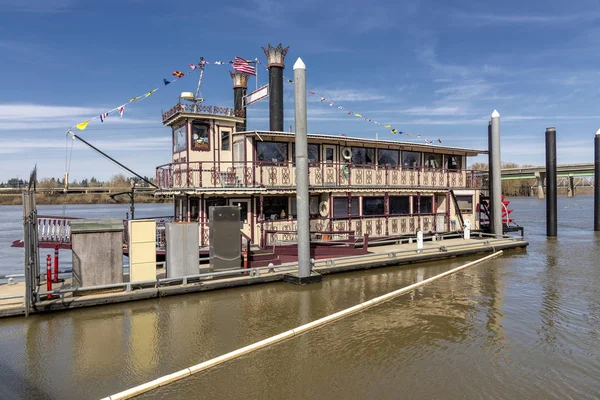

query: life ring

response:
[319,201,329,217]
[342,147,352,160]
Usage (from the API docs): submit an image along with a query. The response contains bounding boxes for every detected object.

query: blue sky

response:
[1,0,599,182]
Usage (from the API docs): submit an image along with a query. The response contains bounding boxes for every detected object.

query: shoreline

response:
[0,193,172,206]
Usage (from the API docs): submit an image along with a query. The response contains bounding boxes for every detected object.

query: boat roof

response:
[234,130,486,156]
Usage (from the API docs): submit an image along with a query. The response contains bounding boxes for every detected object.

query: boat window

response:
[333,197,359,218]
[389,196,410,215]
[256,196,288,220]
[378,149,399,166]
[362,197,385,216]
[351,148,375,165]
[424,153,442,169]
[413,196,433,214]
[206,197,226,215]
[456,195,473,213]
[257,141,288,163]
[191,122,210,151]
[290,195,320,218]
[190,198,199,221]
[402,151,422,168]
[173,124,187,153]
[292,143,320,164]
[325,147,334,164]
[445,155,462,170]
[221,131,230,151]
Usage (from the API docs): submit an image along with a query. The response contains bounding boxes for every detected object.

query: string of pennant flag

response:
[70,63,203,132]
[69,58,259,133]
[279,73,442,145]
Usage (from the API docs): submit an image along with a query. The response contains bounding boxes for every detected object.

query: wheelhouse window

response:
[292,143,320,164]
[221,131,230,151]
[389,196,410,215]
[173,123,186,153]
[378,149,399,166]
[257,196,288,220]
[257,141,288,163]
[413,196,433,214]
[191,121,210,151]
[456,195,473,213]
[351,147,375,165]
[446,155,462,170]
[362,197,385,216]
[424,153,442,169]
[333,197,359,218]
[402,151,422,168]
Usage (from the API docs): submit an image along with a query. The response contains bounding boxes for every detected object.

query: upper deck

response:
[155,130,488,194]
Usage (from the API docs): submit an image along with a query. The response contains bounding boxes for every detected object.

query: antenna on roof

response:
[181,57,205,109]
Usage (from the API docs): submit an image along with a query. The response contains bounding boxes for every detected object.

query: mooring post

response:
[416,231,423,253]
[487,120,494,231]
[546,127,557,236]
[594,129,600,231]
[283,57,321,284]
[490,110,503,235]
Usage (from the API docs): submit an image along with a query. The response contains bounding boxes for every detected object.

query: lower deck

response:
[172,188,482,249]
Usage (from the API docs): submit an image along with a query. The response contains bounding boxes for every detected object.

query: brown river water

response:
[0,196,599,399]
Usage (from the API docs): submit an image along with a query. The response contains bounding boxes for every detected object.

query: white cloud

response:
[0,103,159,130]
[452,11,600,25]
[399,106,471,116]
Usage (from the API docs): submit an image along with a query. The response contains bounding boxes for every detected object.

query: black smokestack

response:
[230,71,249,132]
[262,43,289,132]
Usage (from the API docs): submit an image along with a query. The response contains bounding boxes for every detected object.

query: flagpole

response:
[255,59,258,90]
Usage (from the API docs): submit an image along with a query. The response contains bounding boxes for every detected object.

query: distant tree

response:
[109,174,130,189]
[80,178,89,187]
[470,162,488,170]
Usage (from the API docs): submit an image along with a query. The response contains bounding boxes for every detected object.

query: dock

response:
[0,234,527,318]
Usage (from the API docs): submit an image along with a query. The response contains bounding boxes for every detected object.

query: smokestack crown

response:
[229,71,249,89]
[262,43,289,68]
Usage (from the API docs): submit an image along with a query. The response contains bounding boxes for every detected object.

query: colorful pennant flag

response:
[232,56,256,76]
[118,106,124,117]
[163,78,171,86]
[172,70,184,78]
[76,121,89,130]
[130,96,142,103]
[100,112,108,122]
[145,89,157,97]
[189,63,198,70]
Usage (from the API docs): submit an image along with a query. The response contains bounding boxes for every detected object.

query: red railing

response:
[162,103,245,122]
[156,161,489,190]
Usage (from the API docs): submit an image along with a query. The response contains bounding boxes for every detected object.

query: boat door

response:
[323,145,338,185]
[229,199,251,238]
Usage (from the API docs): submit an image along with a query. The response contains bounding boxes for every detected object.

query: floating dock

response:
[0,234,527,318]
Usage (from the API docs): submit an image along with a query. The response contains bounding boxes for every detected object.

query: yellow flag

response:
[129,96,142,103]
[145,89,157,97]
[76,121,89,130]
[354,113,362,117]
[384,125,391,128]
[391,129,398,133]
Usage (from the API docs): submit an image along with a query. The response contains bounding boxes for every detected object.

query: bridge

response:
[501,163,594,198]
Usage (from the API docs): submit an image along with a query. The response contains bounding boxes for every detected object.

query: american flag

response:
[232,56,256,76]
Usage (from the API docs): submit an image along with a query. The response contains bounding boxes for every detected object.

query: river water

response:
[0,197,599,399]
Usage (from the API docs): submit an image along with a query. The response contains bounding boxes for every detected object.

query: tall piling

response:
[230,71,249,132]
[594,129,600,231]
[546,127,557,236]
[487,120,494,231]
[283,57,322,285]
[490,110,502,235]
[262,43,289,132]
